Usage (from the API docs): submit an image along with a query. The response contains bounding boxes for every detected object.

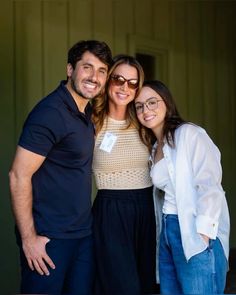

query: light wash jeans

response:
[159,214,227,294]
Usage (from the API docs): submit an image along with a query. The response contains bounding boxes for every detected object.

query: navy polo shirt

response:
[18,81,94,239]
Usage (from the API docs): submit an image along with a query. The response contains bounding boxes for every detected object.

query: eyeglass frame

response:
[135,97,163,114]
[109,74,139,90]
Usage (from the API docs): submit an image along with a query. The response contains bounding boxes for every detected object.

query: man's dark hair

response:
[67,40,112,69]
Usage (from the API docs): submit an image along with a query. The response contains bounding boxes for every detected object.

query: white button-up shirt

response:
[151,123,230,281]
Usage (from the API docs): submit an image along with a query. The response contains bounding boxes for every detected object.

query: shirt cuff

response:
[196,214,219,239]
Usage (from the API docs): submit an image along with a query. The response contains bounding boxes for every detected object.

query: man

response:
[9,40,112,294]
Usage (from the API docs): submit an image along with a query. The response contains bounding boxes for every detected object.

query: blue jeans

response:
[19,235,95,294]
[159,214,227,294]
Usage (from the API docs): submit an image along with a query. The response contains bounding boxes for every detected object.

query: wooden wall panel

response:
[128,34,169,83]
[153,0,170,42]
[112,0,134,55]
[215,2,233,194]
[134,0,153,37]
[14,1,43,137]
[69,0,93,44]
[169,2,188,118]
[92,0,114,49]
[230,3,236,214]
[186,2,204,125]
[1,2,15,143]
[43,0,68,94]
[201,2,217,140]
[1,1,236,293]
[231,25,236,245]
[214,2,236,246]
[0,1,19,293]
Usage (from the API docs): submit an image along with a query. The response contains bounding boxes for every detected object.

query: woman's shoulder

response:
[176,123,206,138]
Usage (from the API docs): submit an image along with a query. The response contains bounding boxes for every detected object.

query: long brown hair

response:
[136,80,186,152]
[92,54,144,134]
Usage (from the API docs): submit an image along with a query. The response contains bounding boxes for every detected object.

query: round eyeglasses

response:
[135,97,163,114]
[110,74,139,90]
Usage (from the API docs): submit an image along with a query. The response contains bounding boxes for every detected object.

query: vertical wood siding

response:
[0,0,235,292]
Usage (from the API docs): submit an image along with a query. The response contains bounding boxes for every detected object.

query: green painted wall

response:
[1,0,235,293]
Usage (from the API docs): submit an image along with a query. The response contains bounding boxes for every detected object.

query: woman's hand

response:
[200,233,210,245]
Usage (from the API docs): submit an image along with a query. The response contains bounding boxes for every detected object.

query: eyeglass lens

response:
[135,98,161,114]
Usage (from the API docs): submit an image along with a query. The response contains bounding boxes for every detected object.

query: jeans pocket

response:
[199,234,211,248]
[208,238,215,250]
[45,238,57,249]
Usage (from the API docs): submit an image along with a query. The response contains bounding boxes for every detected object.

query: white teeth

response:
[84,82,96,89]
[144,115,155,121]
[117,93,127,99]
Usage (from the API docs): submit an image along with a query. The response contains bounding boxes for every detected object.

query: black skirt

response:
[92,186,158,295]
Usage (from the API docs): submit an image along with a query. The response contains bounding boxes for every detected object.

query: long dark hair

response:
[137,80,186,152]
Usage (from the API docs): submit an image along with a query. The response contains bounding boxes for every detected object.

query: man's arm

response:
[9,146,55,275]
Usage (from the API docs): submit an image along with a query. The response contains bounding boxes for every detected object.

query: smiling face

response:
[66,51,108,101]
[108,63,138,108]
[135,86,167,135]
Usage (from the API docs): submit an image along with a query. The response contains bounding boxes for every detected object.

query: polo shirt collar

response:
[58,80,92,120]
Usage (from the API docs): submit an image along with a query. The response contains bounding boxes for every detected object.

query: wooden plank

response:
[201,1,218,140]
[134,0,153,38]
[92,0,114,50]
[128,34,169,82]
[230,3,236,206]
[68,0,93,44]
[43,0,68,94]
[217,1,236,247]
[0,2,15,144]
[153,0,170,42]
[112,0,134,55]
[14,0,43,137]
[186,1,203,125]
[214,2,236,248]
[169,1,188,119]
[0,0,20,293]
[215,3,232,155]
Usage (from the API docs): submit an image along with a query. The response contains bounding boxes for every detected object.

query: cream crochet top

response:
[93,117,152,189]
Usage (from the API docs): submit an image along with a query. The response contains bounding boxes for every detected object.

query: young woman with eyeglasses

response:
[134,80,230,294]
[91,55,158,294]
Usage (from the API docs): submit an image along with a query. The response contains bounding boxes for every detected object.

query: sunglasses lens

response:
[128,81,139,89]
[113,77,125,86]
[111,75,138,90]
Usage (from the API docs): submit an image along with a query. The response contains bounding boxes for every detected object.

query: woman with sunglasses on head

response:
[92,55,158,295]
[134,80,230,294]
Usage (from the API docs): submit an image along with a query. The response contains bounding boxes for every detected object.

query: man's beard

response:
[71,79,103,100]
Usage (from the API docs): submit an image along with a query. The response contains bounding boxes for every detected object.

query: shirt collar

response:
[57,80,92,121]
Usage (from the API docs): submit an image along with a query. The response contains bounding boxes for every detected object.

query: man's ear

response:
[66,63,73,78]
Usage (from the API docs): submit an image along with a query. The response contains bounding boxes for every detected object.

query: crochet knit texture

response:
[93,117,152,189]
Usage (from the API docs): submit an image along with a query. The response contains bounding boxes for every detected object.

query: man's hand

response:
[22,234,56,275]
